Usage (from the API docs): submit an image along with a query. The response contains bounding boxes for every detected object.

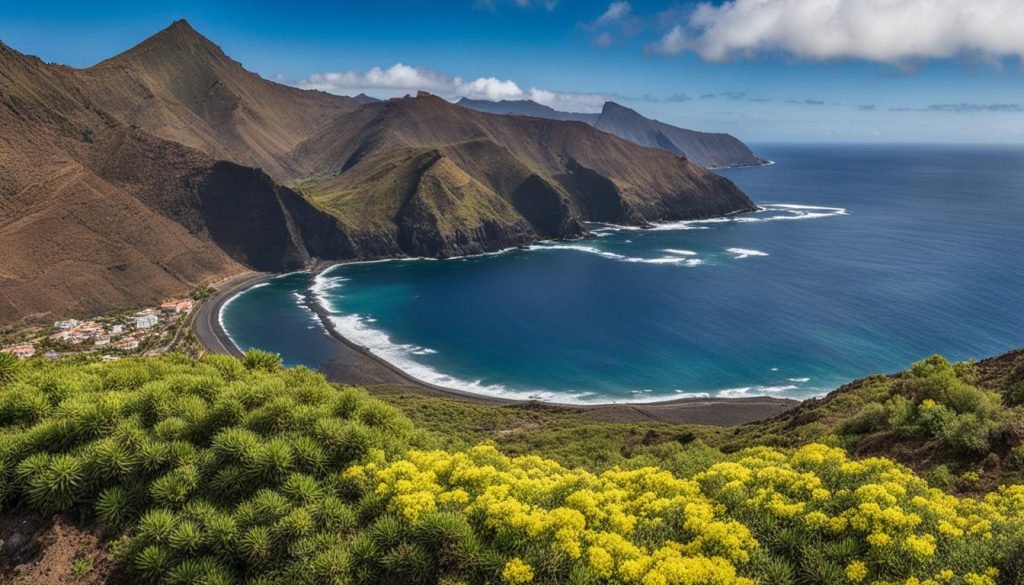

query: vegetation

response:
[711,353,1024,491]
[192,286,217,301]
[1,351,1024,584]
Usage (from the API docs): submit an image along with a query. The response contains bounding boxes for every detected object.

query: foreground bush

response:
[350,444,1024,585]
[0,353,1023,584]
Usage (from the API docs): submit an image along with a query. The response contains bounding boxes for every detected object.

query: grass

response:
[371,385,726,471]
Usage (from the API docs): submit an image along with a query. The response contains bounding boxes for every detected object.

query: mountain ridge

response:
[457,97,767,168]
[1,21,755,323]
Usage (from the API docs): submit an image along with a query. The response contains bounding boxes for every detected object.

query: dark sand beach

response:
[194,271,798,426]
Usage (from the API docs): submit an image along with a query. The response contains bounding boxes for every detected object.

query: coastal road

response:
[192,272,269,359]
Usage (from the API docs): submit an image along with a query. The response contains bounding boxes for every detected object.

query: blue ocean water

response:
[220,144,1024,402]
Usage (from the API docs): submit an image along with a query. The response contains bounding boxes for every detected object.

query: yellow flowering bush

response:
[348,443,1024,585]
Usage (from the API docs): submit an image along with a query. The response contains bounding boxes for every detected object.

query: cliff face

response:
[456,98,766,168]
[0,21,757,323]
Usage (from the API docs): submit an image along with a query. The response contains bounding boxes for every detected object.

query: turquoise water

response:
[221,144,1024,402]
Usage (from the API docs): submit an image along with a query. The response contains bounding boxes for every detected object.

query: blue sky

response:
[4,0,1024,142]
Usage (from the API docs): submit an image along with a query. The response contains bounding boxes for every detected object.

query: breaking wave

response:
[529,244,703,267]
[727,248,770,260]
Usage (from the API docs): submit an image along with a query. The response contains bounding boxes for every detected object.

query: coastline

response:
[194,269,799,426]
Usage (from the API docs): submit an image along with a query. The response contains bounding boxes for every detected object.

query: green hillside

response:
[1,352,1023,584]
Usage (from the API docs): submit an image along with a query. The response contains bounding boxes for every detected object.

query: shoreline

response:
[194,270,799,426]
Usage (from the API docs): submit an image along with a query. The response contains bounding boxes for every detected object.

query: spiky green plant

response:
[0,351,19,386]
[96,486,135,530]
[169,519,205,554]
[27,453,83,512]
[134,544,171,581]
[241,349,282,373]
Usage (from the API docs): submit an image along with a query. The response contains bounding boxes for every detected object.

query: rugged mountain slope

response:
[68,20,360,181]
[1,22,756,323]
[0,40,350,323]
[294,93,756,257]
[457,98,766,168]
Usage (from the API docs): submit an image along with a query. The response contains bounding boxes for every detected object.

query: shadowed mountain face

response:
[457,98,767,168]
[0,21,754,323]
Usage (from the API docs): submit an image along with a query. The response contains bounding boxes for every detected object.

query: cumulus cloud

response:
[297,64,609,112]
[585,2,643,48]
[649,0,1024,64]
[597,1,631,24]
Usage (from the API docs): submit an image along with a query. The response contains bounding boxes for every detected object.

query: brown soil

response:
[0,511,114,585]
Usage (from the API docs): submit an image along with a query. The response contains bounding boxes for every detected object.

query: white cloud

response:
[597,1,631,24]
[297,64,609,112]
[650,0,1024,64]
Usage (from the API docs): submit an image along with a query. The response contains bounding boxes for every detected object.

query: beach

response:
[195,270,798,426]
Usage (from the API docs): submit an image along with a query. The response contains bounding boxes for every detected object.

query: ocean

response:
[220,144,1024,403]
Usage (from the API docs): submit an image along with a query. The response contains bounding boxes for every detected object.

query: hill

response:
[1,351,1024,585]
[719,350,1024,492]
[294,92,755,258]
[68,20,360,181]
[0,39,352,323]
[457,98,766,168]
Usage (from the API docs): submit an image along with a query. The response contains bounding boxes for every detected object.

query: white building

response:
[54,319,81,330]
[135,314,159,329]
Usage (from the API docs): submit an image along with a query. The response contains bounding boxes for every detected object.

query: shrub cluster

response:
[352,443,1024,585]
[0,352,418,584]
[1,353,1023,585]
[843,356,1005,454]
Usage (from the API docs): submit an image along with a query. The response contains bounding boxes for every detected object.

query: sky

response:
[4,0,1024,142]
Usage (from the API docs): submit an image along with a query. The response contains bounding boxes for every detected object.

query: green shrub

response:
[0,351,20,386]
[242,349,282,373]
[839,402,888,435]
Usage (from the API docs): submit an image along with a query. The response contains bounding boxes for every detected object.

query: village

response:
[0,298,196,360]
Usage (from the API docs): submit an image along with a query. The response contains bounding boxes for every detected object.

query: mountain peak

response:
[93,19,223,67]
[601,101,638,116]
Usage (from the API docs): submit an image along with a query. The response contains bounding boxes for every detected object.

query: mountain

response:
[457,98,766,168]
[593,102,766,168]
[457,97,599,123]
[0,37,351,323]
[0,22,754,323]
[68,20,360,181]
[293,92,756,258]
[351,93,381,104]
